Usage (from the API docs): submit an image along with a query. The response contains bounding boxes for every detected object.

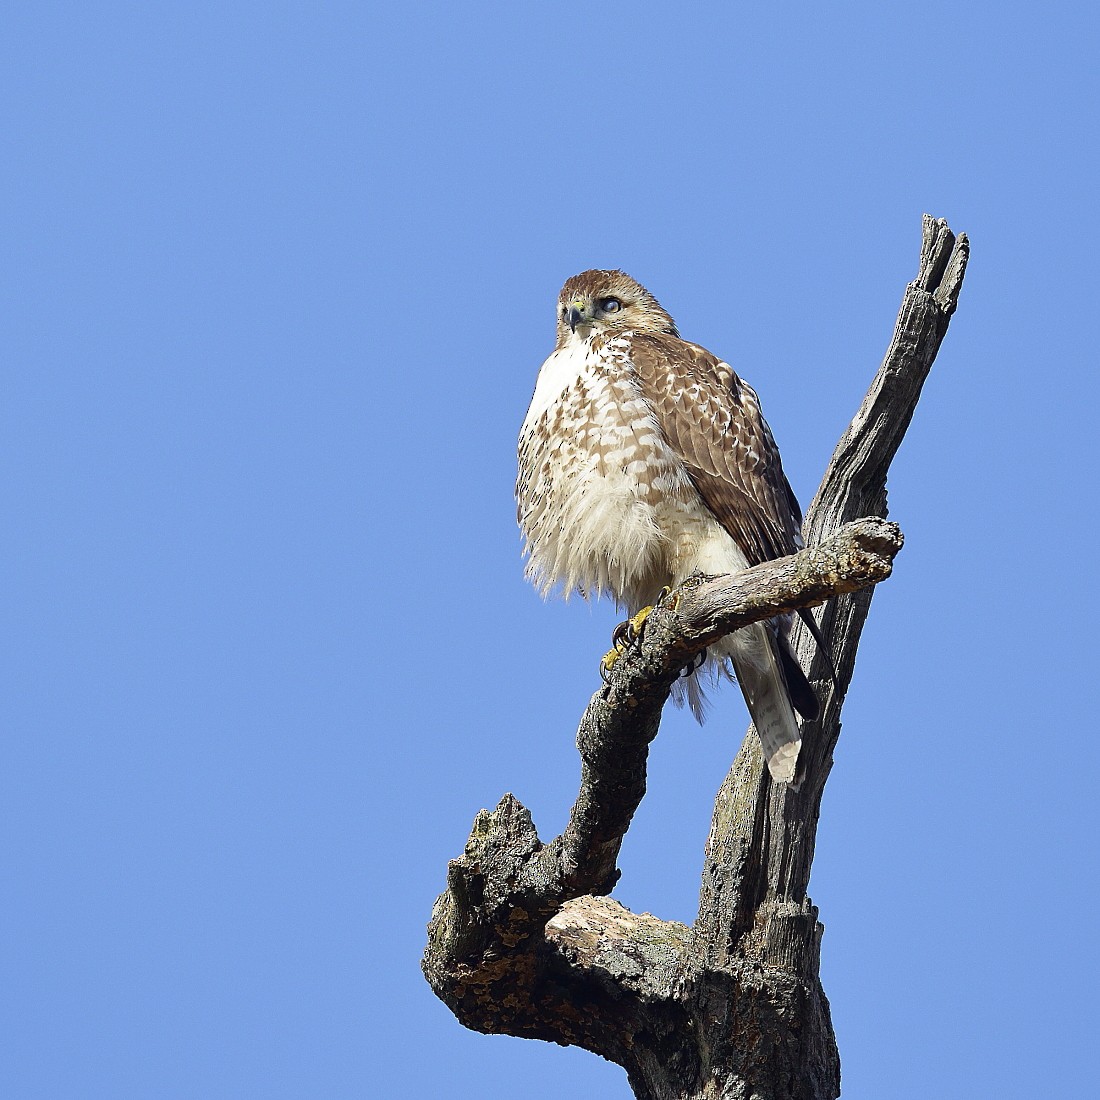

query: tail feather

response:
[669,620,819,786]
[730,623,805,785]
[778,633,820,721]
[797,606,838,688]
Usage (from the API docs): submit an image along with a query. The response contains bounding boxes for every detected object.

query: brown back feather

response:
[627,333,803,567]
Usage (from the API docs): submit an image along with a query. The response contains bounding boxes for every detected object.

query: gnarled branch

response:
[423,216,968,1100]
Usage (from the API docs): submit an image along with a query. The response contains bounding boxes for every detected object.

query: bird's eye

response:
[600,297,622,314]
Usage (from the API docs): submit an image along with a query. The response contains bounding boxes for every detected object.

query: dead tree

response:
[422,216,968,1099]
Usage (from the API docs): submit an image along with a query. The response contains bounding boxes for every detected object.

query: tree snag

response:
[422,215,969,1099]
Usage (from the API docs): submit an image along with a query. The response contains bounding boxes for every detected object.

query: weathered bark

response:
[423,216,968,1099]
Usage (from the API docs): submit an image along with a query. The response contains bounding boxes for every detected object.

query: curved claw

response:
[602,591,683,681]
[600,646,621,682]
[682,647,708,677]
[603,602,658,680]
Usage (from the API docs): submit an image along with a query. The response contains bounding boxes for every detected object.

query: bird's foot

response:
[600,588,676,681]
[600,611,649,680]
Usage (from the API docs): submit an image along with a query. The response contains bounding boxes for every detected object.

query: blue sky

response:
[3,3,1098,1097]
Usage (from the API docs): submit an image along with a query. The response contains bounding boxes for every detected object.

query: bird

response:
[516,269,822,784]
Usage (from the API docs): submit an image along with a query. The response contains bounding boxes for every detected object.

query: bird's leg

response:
[600,588,676,680]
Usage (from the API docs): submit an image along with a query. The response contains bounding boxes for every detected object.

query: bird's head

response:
[554,270,680,347]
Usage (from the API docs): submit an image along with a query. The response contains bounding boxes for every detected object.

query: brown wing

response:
[627,333,803,567]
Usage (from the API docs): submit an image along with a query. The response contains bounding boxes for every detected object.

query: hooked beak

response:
[567,299,587,333]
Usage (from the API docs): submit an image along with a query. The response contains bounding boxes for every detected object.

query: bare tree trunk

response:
[422,216,968,1099]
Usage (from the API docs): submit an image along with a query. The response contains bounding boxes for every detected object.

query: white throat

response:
[521,338,595,434]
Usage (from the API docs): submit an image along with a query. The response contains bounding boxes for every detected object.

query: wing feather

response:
[627,333,802,566]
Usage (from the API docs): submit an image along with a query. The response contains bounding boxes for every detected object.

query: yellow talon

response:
[655,585,680,612]
[600,613,646,680]
[600,589,681,681]
[601,594,670,680]
[600,646,623,678]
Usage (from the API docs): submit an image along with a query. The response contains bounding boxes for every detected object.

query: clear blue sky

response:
[3,3,1098,1097]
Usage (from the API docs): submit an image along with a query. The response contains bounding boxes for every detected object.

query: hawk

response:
[516,270,822,783]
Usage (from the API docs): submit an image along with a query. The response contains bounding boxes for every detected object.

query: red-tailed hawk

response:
[516,270,821,783]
